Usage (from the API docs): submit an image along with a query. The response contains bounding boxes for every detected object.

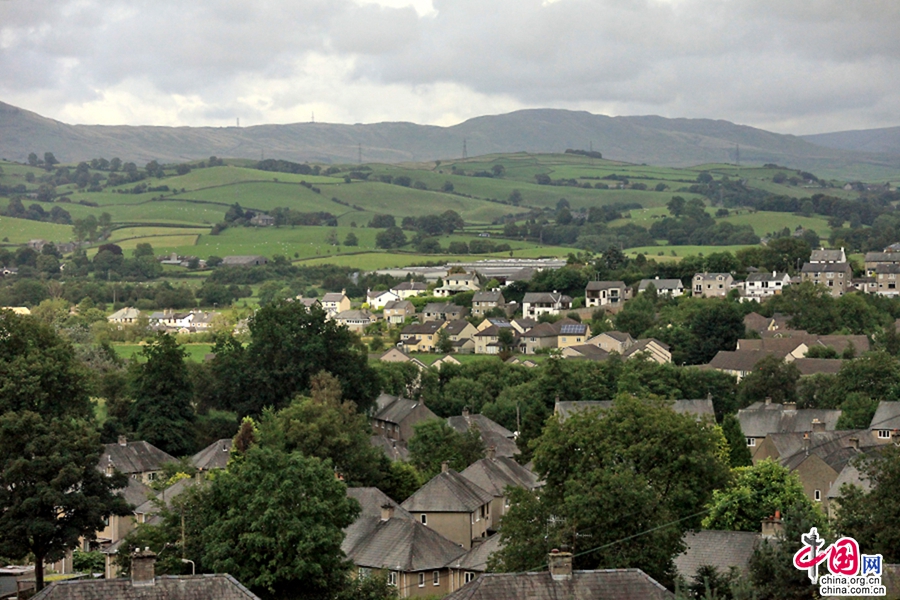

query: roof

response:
[870,400,900,430]
[383,300,414,311]
[564,345,611,361]
[522,292,572,304]
[864,252,900,263]
[743,312,770,333]
[118,477,154,508]
[737,405,843,438]
[674,530,760,581]
[134,477,197,516]
[335,309,373,321]
[452,533,503,571]
[370,434,410,461]
[810,248,846,262]
[473,291,504,303]
[108,307,141,321]
[586,280,627,291]
[827,460,872,499]
[623,338,669,357]
[392,281,429,291]
[100,440,176,475]
[746,272,790,282]
[791,358,844,376]
[801,262,851,273]
[707,350,767,373]
[523,323,559,338]
[321,292,346,302]
[557,322,589,336]
[31,574,260,600]
[191,439,232,471]
[597,330,633,343]
[347,487,413,521]
[401,469,494,513]
[875,264,900,274]
[460,457,540,497]
[737,337,806,357]
[444,319,474,336]
[693,272,732,280]
[342,516,466,571]
[372,395,437,425]
[638,278,683,291]
[402,322,444,335]
[443,569,674,600]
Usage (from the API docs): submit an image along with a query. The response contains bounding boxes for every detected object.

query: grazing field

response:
[0,216,72,244]
[625,244,757,259]
[111,343,213,362]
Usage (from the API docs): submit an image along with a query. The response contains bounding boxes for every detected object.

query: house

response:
[864,251,900,276]
[623,338,672,364]
[518,322,558,355]
[706,350,766,381]
[92,477,153,555]
[378,347,427,370]
[189,311,220,331]
[521,291,572,319]
[401,463,495,549]
[191,438,232,473]
[249,213,275,226]
[743,272,791,301]
[107,307,141,327]
[510,317,537,333]
[435,272,480,297]
[555,399,714,422]
[560,344,610,361]
[148,310,194,331]
[384,300,416,326]
[367,288,401,310]
[295,296,321,310]
[370,434,411,462]
[447,534,502,589]
[809,247,847,263]
[342,502,465,598]
[400,321,445,353]
[555,320,591,349]
[800,262,852,297]
[442,551,674,600]
[443,319,478,353]
[432,354,462,370]
[460,452,540,523]
[322,289,351,316]
[826,459,873,519]
[370,393,439,443]
[471,290,505,317]
[473,325,518,355]
[447,408,518,459]
[735,337,809,359]
[874,264,900,297]
[221,255,268,267]
[674,530,760,583]
[334,309,376,333]
[589,330,635,354]
[692,272,734,298]
[391,281,430,299]
[585,280,631,307]
[869,401,900,441]
[422,303,467,322]
[737,401,842,456]
[99,436,176,485]
[638,277,684,297]
[33,551,261,600]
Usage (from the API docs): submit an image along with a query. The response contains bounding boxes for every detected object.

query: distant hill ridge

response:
[1,101,898,174]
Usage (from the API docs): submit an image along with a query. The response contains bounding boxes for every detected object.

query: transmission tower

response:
[462,138,468,159]
[358,143,362,164]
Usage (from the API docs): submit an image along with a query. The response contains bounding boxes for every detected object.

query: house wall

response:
[415,510,487,550]
[521,336,556,355]
[793,456,839,512]
[557,331,589,349]
[398,404,439,442]
[751,437,780,463]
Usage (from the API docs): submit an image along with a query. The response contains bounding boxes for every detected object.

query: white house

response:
[521,291,572,319]
[743,272,792,301]
[638,277,684,297]
[366,288,401,310]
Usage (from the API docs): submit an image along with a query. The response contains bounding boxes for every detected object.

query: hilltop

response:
[2,102,899,179]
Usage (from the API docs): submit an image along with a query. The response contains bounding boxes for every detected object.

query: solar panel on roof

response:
[560,324,585,334]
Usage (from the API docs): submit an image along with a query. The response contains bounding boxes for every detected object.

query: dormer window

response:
[878,430,892,439]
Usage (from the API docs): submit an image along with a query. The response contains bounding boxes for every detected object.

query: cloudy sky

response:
[1,0,898,134]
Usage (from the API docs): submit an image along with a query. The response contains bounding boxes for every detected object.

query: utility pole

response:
[358,143,362,165]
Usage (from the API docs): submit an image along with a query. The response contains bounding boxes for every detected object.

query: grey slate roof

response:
[870,400,900,430]
[737,405,842,438]
[601,330,633,343]
[31,574,260,600]
[100,440,176,475]
[460,457,540,498]
[347,487,413,521]
[473,291,504,303]
[402,469,494,513]
[401,321,444,335]
[801,262,851,273]
[444,319,473,336]
[827,460,872,499]
[452,533,503,571]
[791,358,844,376]
[674,530,760,581]
[586,280,627,291]
[565,345,611,361]
[370,434,410,462]
[810,248,846,263]
[556,400,713,422]
[639,278,683,292]
[522,292,572,304]
[342,516,465,571]
[865,252,900,263]
[383,300,414,311]
[746,271,789,282]
[191,439,232,471]
[134,477,197,516]
[373,395,436,425]
[119,477,154,509]
[707,350,767,372]
[322,292,345,302]
[392,281,429,291]
[623,338,669,357]
[443,569,674,600]
[447,414,518,458]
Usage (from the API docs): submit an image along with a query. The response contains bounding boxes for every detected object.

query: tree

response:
[703,459,823,532]
[375,226,407,249]
[128,333,196,456]
[368,214,396,228]
[407,419,484,479]
[832,446,900,562]
[687,301,744,364]
[436,328,453,354]
[0,412,131,590]
[497,327,516,361]
[343,232,358,246]
[43,152,59,169]
[736,356,800,408]
[508,189,522,205]
[721,414,752,468]
[667,196,686,217]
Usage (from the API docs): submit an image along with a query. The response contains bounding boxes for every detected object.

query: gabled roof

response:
[791,358,844,376]
[368,289,397,299]
[623,338,669,357]
[100,440,176,475]
[523,323,558,338]
[443,569,675,600]
[31,574,260,600]
[342,516,466,571]
[563,345,610,361]
[475,324,519,338]
[448,414,518,458]
[370,434,410,461]
[522,292,572,304]
[693,272,732,281]
[347,487,413,521]
[134,477,197,516]
[595,330,633,343]
[424,302,463,314]
[638,278,683,291]
[191,438,232,471]
[737,337,806,357]
[674,530,760,581]
[452,533,503,571]
[870,400,900,430]
[473,291,504,303]
[460,457,540,497]
[392,281,429,291]
[372,395,437,425]
[864,252,900,263]
[707,350,767,372]
[737,405,842,438]
[384,300,415,311]
[801,262,851,273]
[401,469,494,513]
[322,292,346,302]
[335,309,373,321]
[743,312,770,333]
[586,280,627,291]
[810,248,846,262]
[118,477,154,509]
[108,307,141,321]
[444,319,475,336]
[827,460,872,499]
[746,272,790,282]
[402,321,444,335]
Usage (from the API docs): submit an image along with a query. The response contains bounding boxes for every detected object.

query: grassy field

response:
[111,343,213,362]
[625,244,757,259]
[0,216,73,244]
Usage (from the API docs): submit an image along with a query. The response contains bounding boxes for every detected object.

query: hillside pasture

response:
[0,216,72,244]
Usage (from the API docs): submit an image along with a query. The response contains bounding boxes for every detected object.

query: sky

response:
[1,0,898,135]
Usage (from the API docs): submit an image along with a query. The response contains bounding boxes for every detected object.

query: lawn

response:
[111,343,213,362]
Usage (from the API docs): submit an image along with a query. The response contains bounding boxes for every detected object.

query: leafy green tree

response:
[375,226,407,249]
[343,232,358,246]
[0,412,131,590]
[407,419,484,479]
[736,356,800,408]
[687,301,744,364]
[436,328,453,354]
[833,446,900,561]
[613,295,656,338]
[721,414,752,468]
[497,327,516,360]
[703,460,824,532]
[194,446,359,599]
[128,333,196,456]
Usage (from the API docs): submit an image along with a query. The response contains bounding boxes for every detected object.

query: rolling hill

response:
[2,101,899,179]
[802,126,900,157]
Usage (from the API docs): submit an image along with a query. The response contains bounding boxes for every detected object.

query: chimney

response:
[441,461,449,474]
[487,446,496,460]
[761,511,784,538]
[118,435,127,447]
[462,406,470,418]
[783,402,797,411]
[380,504,395,521]
[131,549,156,586]
[803,432,810,454]
[548,549,573,581]
[811,418,826,433]
[765,397,771,405]
[849,437,860,450]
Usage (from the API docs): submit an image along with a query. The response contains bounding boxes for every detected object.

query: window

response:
[418,573,425,587]
[358,567,371,579]
[465,571,476,583]
[420,514,427,525]
[433,571,440,586]
[878,430,892,439]
[746,437,756,447]
[814,490,821,502]
[388,572,397,586]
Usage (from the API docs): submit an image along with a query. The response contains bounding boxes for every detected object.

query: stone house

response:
[521,291,572,319]
[384,300,416,326]
[370,393,439,443]
[692,272,734,298]
[471,290,505,317]
[800,262,852,297]
[321,289,351,316]
[585,280,631,307]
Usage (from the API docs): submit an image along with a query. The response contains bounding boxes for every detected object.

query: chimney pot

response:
[811,418,826,433]
[765,397,771,405]
[441,461,449,474]
[487,446,496,460]
[761,514,784,538]
[783,402,796,411]
[118,435,127,446]
[131,550,156,586]
[548,550,573,581]
[462,406,470,417]
[380,504,395,521]
[849,437,860,450]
